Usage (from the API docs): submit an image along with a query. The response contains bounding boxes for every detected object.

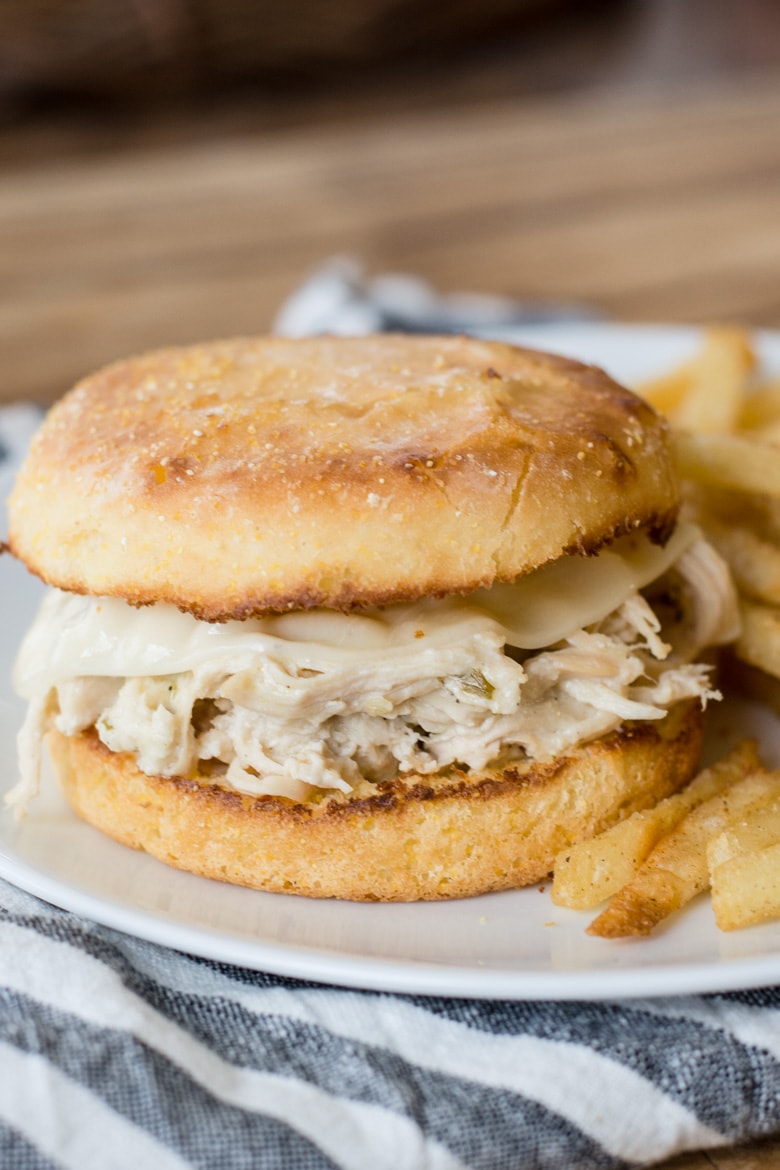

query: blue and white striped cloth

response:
[4,875,780,1169]
[2,267,780,1169]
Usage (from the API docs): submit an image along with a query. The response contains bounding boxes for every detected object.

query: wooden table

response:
[2,75,780,404]
[3,67,780,1168]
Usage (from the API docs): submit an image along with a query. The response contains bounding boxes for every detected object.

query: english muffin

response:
[7,335,739,899]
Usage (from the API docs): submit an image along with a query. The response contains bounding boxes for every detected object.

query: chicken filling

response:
[13,537,738,806]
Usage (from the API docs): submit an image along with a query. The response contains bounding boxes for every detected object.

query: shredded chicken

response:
[9,537,738,809]
[6,535,739,819]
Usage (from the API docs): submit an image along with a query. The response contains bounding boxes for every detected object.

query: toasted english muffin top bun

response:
[8,334,679,620]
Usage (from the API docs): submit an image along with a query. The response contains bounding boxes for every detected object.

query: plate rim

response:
[6,844,780,1001]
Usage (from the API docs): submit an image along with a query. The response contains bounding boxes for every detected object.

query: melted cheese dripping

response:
[15,523,698,697]
[9,523,741,810]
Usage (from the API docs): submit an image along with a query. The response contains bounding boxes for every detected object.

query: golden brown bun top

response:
[8,334,679,620]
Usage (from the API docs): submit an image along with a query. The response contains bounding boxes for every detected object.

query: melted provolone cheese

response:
[15,523,698,699]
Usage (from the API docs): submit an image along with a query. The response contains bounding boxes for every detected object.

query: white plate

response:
[4,322,780,1001]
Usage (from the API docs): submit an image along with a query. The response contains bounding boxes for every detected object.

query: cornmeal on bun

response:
[7,335,738,900]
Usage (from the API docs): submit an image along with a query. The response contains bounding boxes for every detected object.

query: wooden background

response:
[3,3,780,1164]
[3,23,780,406]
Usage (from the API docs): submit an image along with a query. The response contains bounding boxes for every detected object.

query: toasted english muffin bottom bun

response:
[49,702,703,902]
[8,334,679,619]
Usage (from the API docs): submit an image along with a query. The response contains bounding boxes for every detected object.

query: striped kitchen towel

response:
[3,875,780,1169]
[2,269,780,1170]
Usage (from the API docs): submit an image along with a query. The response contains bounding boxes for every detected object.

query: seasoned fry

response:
[700,514,780,606]
[674,431,780,497]
[735,598,780,681]
[738,379,780,431]
[710,845,780,931]
[551,741,760,910]
[587,769,780,938]
[708,796,780,930]
[638,366,695,415]
[688,483,780,548]
[671,327,755,434]
[709,796,780,869]
[569,329,780,936]
[720,651,780,716]
[743,418,780,446]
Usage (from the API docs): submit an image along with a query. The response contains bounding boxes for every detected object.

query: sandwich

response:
[5,334,739,900]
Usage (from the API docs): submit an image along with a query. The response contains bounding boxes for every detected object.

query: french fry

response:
[700,515,780,606]
[743,418,780,446]
[709,796,780,869]
[720,651,780,717]
[587,769,780,938]
[638,366,695,415]
[738,379,780,431]
[671,327,755,434]
[551,740,760,909]
[689,483,780,547]
[735,598,780,681]
[674,431,780,497]
[708,796,780,930]
[563,331,780,936]
[710,845,780,931]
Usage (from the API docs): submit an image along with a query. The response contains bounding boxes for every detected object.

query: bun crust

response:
[49,702,703,901]
[9,335,678,620]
